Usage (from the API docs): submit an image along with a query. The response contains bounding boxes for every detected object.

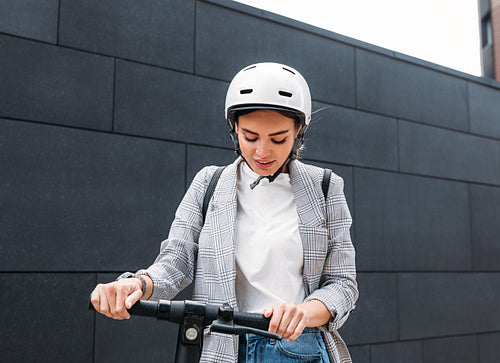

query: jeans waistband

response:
[240,327,320,342]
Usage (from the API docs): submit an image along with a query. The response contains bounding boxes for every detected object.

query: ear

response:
[294,124,303,138]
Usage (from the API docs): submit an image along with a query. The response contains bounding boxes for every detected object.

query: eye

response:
[272,138,287,144]
[243,135,257,142]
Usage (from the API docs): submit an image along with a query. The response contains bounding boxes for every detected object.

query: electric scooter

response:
[89,299,281,363]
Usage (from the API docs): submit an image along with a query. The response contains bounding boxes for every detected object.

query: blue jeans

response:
[238,327,329,362]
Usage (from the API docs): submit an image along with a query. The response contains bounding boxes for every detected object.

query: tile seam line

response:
[200,0,500,88]
[3,32,500,138]
[315,101,500,143]
[2,14,500,88]
[348,330,500,348]
[2,116,499,189]
[0,116,225,147]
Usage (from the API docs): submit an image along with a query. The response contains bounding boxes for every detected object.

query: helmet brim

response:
[227,104,305,130]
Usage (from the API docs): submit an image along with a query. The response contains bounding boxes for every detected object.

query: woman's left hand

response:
[263,299,332,341]
[263,302,310,341]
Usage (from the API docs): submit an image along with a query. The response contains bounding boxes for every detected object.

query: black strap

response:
[321,169,331,201]
[202,166,226,222]
[203,166,331,221]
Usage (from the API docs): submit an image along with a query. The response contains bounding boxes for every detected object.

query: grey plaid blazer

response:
[137,157,358,362]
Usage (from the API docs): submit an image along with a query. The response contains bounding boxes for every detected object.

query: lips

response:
[254,159,275,169]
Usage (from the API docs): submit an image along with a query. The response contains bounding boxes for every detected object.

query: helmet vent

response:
[278,90,293,98]
[240,89,253,94]
[282,67,296,75]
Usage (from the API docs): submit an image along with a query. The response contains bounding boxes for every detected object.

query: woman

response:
[91,62,358,362]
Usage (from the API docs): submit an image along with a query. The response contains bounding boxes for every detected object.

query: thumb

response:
[263,307,273,318]
[125,289,143,310]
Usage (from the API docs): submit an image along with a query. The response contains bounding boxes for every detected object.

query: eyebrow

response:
[241,128,290,137]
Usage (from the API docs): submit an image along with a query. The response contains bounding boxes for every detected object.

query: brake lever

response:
[209,302,282,340]
[209,321,282,340]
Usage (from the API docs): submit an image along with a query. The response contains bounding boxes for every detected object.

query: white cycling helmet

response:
[225,62,312,158]
[224,62,312,188]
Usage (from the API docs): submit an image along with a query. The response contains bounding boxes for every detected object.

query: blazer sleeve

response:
[133,166,218,300]
[304,173,358,330]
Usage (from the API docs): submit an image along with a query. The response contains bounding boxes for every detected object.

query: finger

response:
[263,307,273,318]
[283,309,307,341]
[96,284,113,319]
[285,307,310,341]
[102,283,120,319]
[115,286,132,320]
[287,318,307,342]
[276,305,295,337]
[92,284,109,317]
[282,315,300,340]
[268,303,285,334]
[90,287,101,311]
[125,289,143,310]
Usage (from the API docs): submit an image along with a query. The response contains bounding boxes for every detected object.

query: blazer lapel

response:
[289,160,326,227]
[289,161,328,294]
[207,158,239,307]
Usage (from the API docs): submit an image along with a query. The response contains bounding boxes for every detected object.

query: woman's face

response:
[235,109,301,176]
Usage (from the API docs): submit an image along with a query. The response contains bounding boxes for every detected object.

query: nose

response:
[255,139,272,158]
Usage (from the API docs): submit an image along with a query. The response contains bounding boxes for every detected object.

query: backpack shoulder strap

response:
[321,168,331,201]
[203,166,329,221]
[202,166,226,222]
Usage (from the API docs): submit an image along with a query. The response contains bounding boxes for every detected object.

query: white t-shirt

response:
[235,162,305,313]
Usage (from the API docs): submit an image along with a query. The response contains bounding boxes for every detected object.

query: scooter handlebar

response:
[88,299,270,331]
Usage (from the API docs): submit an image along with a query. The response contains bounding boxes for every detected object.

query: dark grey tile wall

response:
[356,49,469,131]
[2,0,500,362]
[399,273,500,339]
[479,332,500,363]
[0,35,114,130]
[186,145,237,185]
[195,1,356,107]
[371,341,422,363]
[341,273,399,345]
[59,0,196,72]
[469,82,500,139]
[0,273,95,362]
[0,0,59,43]
[349,345,370,363]
[470,185,500,270]
[114,60,231,147]
[354,169,470,271]
[0,119,185,271]
[399,121,500,185]
[422,335,478,363]
[305,103,398,170]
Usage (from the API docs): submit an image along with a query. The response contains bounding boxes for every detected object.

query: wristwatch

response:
[117,272,147,298]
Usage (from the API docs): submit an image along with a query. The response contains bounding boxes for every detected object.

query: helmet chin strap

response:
[248,154,293,190]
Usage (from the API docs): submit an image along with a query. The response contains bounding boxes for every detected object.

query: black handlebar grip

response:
[127,300,159,317]
[88,298,159,318]
[233,311,270,331]
[89,298,269,332]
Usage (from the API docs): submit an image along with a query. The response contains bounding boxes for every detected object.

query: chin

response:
[251,163,279,176]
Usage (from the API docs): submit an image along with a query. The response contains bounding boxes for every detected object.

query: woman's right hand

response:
[90,278,143,320]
